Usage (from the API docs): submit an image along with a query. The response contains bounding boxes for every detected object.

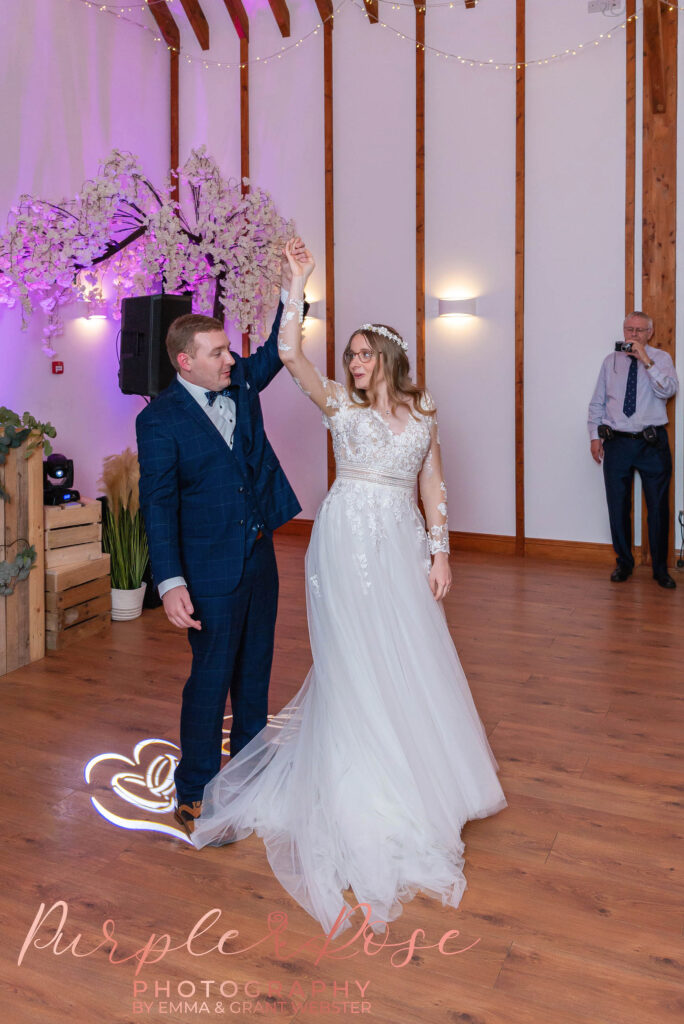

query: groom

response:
[136,251,302,838]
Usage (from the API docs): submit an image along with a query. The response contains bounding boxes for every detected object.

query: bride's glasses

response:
[344,348,375,364]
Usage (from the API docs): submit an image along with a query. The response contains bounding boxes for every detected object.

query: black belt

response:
[611,426,665,439]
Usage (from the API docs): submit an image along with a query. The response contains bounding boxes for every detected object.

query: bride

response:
[191,240,507,934]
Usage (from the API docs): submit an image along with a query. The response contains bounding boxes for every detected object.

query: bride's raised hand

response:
[284,238,314,283]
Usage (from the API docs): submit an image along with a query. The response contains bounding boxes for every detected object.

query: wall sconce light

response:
[304,299,326,320]
[86,300,108,320]
[78,268,108,320]
[438,298,477,318]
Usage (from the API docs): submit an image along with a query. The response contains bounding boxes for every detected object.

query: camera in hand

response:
[615,341,633,352]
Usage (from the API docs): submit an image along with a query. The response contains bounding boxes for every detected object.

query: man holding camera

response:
[588,311,679,587]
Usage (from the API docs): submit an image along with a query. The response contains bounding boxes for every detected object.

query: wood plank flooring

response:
[1,539,682,1024]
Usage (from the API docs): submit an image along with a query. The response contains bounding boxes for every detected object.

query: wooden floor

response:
[1,538,683,1024]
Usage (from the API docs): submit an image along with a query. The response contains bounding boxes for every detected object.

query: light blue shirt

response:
[587,345,678,440]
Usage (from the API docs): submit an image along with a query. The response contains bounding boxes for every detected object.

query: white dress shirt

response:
[177,373,237,448]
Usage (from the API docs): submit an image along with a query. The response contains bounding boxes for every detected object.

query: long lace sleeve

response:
[276,285,305,357]
[418,397,449,556]
[277,277,345,415]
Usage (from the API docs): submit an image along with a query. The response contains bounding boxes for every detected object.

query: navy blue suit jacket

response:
[135,305,301,596]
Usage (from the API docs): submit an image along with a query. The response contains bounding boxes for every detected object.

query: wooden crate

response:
[44,499,102,530]
[45,541,103,570]
[44,498,103,569]
[44,553,110,593]
[0,434,45,676]
[45,553,111,652]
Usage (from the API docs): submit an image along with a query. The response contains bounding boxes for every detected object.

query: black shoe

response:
[655,573,676,589]
[610,566,632,582]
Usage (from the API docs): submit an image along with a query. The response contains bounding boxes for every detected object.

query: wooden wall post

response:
[324,18,336,489]
[170,50,179,203]
[515,0,526,556]
[241,36,251,357]
[642,0,677,564]
[146,4,181,203]
[625,0,636,314]
[415,3,426,389]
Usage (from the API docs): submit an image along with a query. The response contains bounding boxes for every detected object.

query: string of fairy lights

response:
[69,0,344,67]
[65,0,684,74]
[352,0,644,70]
[74,0,484,9]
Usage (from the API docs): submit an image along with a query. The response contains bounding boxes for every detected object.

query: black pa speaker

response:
[119,293,193,397]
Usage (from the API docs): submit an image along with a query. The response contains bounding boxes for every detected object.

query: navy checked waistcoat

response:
[135,304,301,596]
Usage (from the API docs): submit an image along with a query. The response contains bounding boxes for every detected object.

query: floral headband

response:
[357,323,408,352]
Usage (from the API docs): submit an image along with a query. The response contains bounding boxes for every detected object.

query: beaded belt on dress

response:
[335,463,415,491]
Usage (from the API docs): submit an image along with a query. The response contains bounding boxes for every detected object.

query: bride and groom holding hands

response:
[136,238,506,935]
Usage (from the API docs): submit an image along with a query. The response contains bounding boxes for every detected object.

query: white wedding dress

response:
[191,377,507,935]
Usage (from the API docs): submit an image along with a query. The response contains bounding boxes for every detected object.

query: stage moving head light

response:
[43,453,80,506]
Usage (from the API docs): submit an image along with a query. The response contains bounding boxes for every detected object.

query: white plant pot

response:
[111,582,147,621]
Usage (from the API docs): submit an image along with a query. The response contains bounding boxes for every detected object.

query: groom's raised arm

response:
[246,239,309,392]
[136,411,184,587]
[244,299,285,393]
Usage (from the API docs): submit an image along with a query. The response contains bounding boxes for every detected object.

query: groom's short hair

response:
[166,314,224,370]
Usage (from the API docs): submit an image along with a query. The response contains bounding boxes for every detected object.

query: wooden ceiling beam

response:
[644,0,667,113]
[147,0,180,48]
[465,0,477,9]
[314,0,334,19]
[266,0,291,38]
[221,0,250,41]
[178,0,211,50]
[364,0,379,24]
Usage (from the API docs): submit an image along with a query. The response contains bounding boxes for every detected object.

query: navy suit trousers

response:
[602,426,672,578]
[174,535,279,804]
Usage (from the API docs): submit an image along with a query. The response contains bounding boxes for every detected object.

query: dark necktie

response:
[205,387,232,407]
[622,357,638,418]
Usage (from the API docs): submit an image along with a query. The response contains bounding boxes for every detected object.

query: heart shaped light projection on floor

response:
[83,708,300,841]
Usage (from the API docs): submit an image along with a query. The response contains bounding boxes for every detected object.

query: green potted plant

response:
[99,448,149,620]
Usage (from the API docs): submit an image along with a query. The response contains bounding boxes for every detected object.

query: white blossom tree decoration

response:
[0,149,293,356]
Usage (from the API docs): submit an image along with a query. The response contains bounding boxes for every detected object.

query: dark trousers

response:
[174,536,279,805]
[602,427,672,578]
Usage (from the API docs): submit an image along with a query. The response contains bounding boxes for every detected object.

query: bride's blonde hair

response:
[342,325,436,418]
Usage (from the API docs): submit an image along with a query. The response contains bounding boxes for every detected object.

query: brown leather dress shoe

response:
[174,800,203,838]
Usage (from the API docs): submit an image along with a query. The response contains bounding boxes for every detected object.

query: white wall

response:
[2,0,680,544]
[426,1,516,535]
[248,1,328,518]
[525,0,627,543]
[178,3,241,179]
[332,3,416,360]
[0,0,167,499]
[676,13,684,545]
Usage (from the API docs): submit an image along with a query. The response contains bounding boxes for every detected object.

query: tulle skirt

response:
[191,478,507,935]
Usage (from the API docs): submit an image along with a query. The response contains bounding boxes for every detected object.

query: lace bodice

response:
[275,284,449,556]
[315,376,449,556]
[322,379,432,480]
